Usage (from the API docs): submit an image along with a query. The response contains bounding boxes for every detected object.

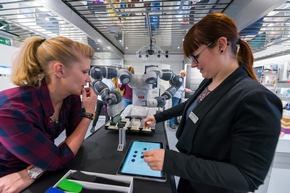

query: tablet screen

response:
[117,141,166,182]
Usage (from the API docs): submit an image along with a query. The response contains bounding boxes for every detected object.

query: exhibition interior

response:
[1,0,290,193]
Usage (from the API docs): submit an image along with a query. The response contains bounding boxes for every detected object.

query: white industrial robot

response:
[90,65,183,118]
[89,65,184,150]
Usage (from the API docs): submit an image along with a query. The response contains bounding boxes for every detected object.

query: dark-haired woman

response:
[143,13,282,193]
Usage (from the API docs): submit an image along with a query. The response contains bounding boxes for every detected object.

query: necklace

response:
[197,87,211,102]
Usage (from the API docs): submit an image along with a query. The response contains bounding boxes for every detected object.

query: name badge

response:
[189,112,199,124]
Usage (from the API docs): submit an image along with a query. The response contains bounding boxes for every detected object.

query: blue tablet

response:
[117,141,166,182]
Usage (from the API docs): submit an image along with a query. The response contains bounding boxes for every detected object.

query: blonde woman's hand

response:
[81,87,97,113]
[0,170,34,193]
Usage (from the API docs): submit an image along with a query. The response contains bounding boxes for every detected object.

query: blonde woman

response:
[0,36,97,192]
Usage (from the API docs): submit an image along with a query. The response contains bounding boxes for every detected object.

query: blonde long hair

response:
[112,77,119,89]
[125,65,135,74]
[11,36,94,87]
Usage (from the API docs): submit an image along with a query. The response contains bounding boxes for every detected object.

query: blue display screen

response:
[118,141,166,182]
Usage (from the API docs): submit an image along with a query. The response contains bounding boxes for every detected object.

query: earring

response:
[55,73,62,78]
[220,50,224,53]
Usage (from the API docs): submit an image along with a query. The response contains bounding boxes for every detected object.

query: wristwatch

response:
[26,165,44,179]
[81,112,95,120]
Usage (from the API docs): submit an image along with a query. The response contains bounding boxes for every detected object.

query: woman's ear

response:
[53,62,64,78]
[217,37,228,53]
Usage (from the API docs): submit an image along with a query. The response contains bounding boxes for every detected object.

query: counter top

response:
[22,122,176,193]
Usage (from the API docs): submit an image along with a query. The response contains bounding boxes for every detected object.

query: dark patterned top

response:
[0,80,82,177]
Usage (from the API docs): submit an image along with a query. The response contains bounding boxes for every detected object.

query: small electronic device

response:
[117,141,166,182]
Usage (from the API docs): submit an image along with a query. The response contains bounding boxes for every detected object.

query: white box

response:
[53,170,133,193]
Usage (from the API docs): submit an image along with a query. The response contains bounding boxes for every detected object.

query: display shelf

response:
[276,94,289,102]
[276,81,290,88]
[263,71,278,75]
[276,109,290,153]
[274,81,290,102]
[260,69,279,90]
[277,133,290,153]
[283,109,290,117]
[265,85,276,92]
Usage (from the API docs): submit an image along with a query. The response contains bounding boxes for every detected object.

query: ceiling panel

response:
[242,1,290,60]
[0,0,89,45]
[0,0,289,61]
[62,0,232,58]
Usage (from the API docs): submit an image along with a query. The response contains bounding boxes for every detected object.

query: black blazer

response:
[154,66,282,193]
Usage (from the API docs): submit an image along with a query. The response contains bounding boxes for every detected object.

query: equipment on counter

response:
[89,65,183,150]
[90,65,183,120]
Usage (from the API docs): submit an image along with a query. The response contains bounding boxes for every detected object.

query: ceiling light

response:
[136,41,164,59]
[157,50,161,58]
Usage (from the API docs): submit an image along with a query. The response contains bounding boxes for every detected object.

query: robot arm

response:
[90,66,132,84]
[89,65,184,115]
[161,73,184,100]
[145,67,184,107]
[90,66,133,101]
[90,66,131,119]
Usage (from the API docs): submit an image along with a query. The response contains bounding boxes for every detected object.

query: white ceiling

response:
[0,0,289,62]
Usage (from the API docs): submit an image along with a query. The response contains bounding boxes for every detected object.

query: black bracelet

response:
[81,112,95,120]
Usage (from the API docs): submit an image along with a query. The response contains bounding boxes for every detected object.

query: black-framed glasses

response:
[188,42,213,64]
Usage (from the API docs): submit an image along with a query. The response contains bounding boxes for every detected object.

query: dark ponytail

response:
[237,39,257,80]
